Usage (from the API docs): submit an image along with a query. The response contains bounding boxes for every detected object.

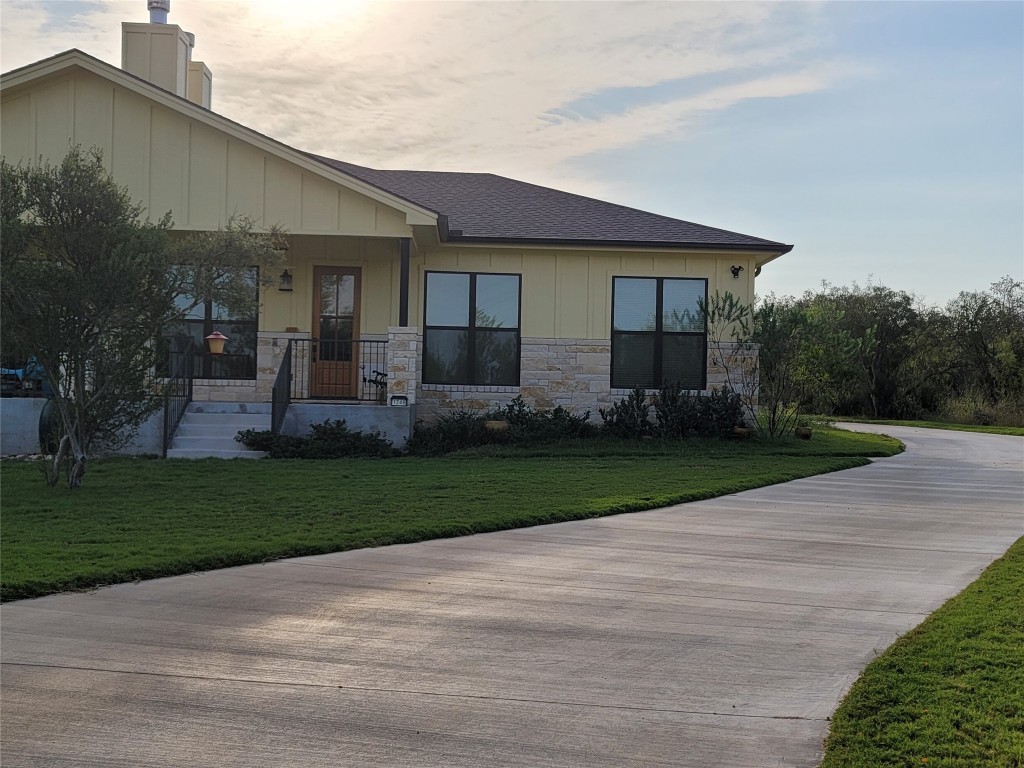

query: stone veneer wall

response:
[387,327,419,403]
[416,337,613,421]
[414,335,760,423]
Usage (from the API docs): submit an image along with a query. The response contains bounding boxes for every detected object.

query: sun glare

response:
[244,0,374,29]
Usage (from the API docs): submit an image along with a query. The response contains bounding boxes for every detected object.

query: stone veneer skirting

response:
[189,329,758,426]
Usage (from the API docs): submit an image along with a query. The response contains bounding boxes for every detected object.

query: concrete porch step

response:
[166,448,266,460]
[178,413,270,430]
[167,402,270,459]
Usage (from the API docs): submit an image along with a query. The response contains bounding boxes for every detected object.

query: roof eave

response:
[446,235,794,255]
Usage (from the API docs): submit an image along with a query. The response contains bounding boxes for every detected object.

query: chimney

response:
[121,1,213,108]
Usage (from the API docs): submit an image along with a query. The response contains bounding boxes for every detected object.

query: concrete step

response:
[174,422,265,439]
[178,413,270,430]
[166,448,266,459]
[170,435,254,451]
[167,402,271,459]
[187,402,272,415]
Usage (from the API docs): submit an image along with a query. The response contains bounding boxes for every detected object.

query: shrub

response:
[606,384,744,439]
[406,398,595,455]
[599,388,653,438]
[487,396,594,440]
[236,419,397,459]
[699,385,745,436]
[652,381,701,437]
[405,407,495,456]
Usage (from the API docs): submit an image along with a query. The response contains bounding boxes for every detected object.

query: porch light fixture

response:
[279,269,293,292]
[205,331,229,355]
[730,265,744,279]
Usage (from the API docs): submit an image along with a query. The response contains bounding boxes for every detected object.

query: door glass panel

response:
[319,274,338,317]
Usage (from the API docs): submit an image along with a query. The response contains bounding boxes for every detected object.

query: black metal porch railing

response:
[271,340,292,435]
[162,342,195,457]
[286,339,388,402]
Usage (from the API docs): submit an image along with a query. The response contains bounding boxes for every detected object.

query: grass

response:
[828,417,1024,437]
[0,428,901,602]
[821,537,1024,768]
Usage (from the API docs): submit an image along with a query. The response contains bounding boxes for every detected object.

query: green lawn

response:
[821,537,1024,768]
[830,417,1024,437]
[0,428,901,602]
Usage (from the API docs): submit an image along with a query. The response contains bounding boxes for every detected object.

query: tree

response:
[1,147,284,488]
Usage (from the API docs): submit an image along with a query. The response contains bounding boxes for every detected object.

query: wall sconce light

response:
[730,265,744,279]
[279,269,293,292]
[205,331,229,355]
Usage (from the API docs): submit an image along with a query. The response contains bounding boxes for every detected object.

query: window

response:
[611,277,706,390]
[161,269,259,380]
[423,271,520,385]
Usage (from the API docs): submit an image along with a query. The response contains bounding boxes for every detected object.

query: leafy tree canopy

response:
[0,146,285,488]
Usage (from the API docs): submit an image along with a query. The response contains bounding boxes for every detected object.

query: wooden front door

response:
[311,266,361,398]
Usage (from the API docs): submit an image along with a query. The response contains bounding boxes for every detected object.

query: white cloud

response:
[1,1,847,196]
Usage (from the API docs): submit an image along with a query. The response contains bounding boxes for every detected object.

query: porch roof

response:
[310,154,793,255]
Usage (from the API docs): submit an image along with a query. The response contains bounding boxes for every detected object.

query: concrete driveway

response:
[2,425,1022,767]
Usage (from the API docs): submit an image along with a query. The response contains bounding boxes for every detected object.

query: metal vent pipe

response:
[148,0,170,24]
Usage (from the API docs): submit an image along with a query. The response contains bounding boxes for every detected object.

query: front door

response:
[311,266,361,398]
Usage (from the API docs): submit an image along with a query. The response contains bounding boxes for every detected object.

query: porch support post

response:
[399,237,411,327]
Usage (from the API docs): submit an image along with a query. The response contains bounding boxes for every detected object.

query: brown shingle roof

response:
[309,154,791,253]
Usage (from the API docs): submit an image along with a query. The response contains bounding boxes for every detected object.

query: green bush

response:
[698,385,745,435]
[599,388,653,438]
[236,419,397,459]
[406,397,595,455]
[489,396,595,440]
[652,381,700,437]
[603,384,745,439]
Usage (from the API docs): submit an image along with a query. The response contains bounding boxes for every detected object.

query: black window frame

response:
[610,276,708,390]
[160,268,260,381]
[422,270,522,386]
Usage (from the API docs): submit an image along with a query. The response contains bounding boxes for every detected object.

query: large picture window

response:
[611,277,706,390]
[423,271,521,385]
[162,269,259,380]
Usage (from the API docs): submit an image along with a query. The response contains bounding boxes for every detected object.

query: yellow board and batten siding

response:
[0,68,414,240]
[2,64,764,345]
[408,247,758,340]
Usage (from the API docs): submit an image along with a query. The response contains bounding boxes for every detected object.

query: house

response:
[0,5,791,455]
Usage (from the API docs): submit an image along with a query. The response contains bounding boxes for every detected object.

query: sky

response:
[2,0,1021,305]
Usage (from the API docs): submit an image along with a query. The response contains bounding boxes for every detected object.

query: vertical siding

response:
[34,80,71,161]
[187,123,227,226]
[418,246,759,341]
[300,173,339,231]
[263,157,301,229]
[1,68,416,237]
[149,106,187,222]
[72,77,113,163]
[0,93,32,162]
[225,139,264,220]
[521,252,556,338]
[110,87,150,211]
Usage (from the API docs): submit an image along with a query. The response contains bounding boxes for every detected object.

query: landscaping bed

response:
[0,428,901,601]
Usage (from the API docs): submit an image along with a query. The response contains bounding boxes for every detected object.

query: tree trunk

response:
[47,434,69,487]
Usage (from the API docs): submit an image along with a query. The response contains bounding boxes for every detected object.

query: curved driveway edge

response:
[2,425,1022,767]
